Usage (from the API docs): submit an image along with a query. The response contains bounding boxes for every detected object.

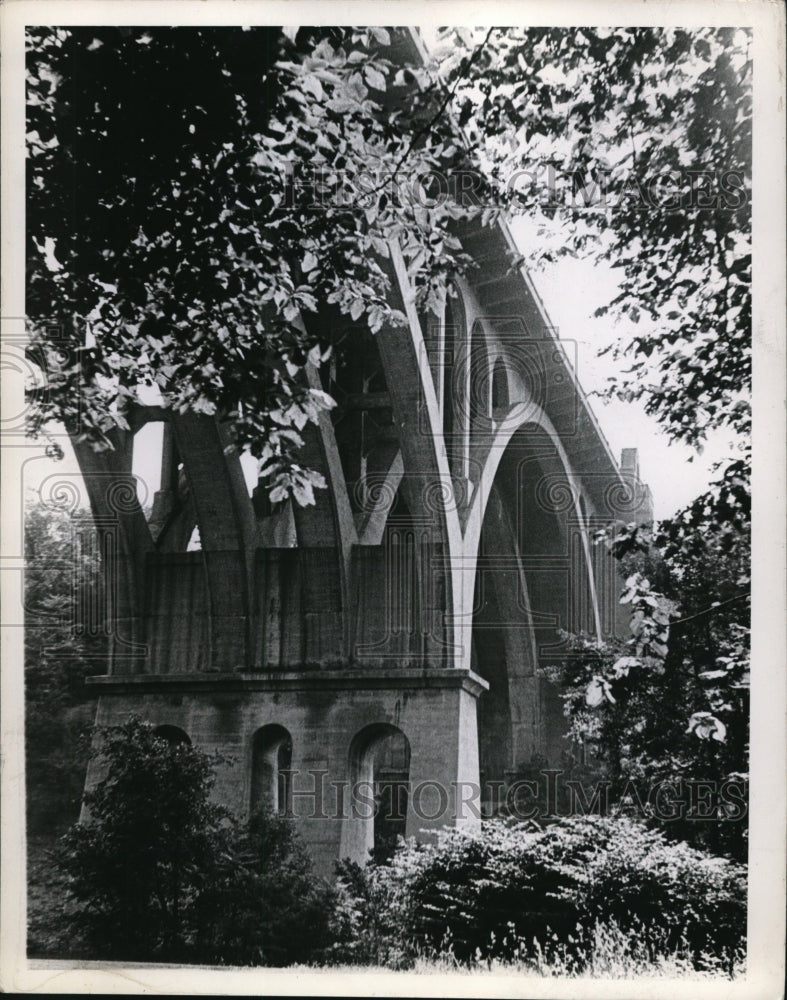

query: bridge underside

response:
[73,228,652,873]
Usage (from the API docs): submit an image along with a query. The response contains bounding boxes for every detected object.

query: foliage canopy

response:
[26,25,751,500]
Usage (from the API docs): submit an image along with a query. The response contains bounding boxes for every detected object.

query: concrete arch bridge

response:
[70,198,652,875]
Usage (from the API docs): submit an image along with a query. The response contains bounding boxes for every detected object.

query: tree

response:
[26,26,750,501]
[423,26,751,858]
[437,27,750,451]
[57,718,264,962]
[25,502,107,831]
[25,26,478,501]
[245,811,336,966]
[58,718,242,960]
[544,515,749,860]
[56,717,335,964]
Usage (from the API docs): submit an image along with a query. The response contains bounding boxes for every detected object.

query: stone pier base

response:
[85,668,488,876]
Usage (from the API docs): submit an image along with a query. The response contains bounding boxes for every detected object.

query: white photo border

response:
[1,2,784,996]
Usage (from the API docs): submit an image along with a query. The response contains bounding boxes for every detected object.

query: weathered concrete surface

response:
[87,669,487,872]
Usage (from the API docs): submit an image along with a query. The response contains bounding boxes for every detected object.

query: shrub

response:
[57,718,251,961]
[249,812,336,966]
[55,718,335,966]
[326,843,427,968]
[332,816,746,972]
[187,812,336,966]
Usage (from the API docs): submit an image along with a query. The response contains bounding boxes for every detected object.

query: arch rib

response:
[465,403,602,642]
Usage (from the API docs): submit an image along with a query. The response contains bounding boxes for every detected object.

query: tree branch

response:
[372,27,498,197]
[671,592,749,628]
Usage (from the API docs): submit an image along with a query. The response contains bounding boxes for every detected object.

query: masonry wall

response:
[86,669,486,876]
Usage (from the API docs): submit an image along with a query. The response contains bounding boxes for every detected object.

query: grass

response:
[409,919,746,979]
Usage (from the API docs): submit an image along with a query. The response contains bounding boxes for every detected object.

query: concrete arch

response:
[170,413,256,669]
[356,450,404,546]
[250,724,293,819]
[466,317,494,440]
[71,430,154,672]
[377,242,466,662]
[463,403,601,643]
[491,356,510,416]
[443,287,471,481]
[340,722,411,864]
[152,724,190,746]
[471,478,545,781]
[461,408,603,779]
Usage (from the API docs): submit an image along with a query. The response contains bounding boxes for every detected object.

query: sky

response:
[511,225,737,520]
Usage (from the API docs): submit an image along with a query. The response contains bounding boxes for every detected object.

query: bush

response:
[326,844,427,968]
[57,718,247,961]
[332,816,746,972]
[54,718,334,966]
[52,723,746,972]
[249,812,336,966]
[187,813,336,966]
